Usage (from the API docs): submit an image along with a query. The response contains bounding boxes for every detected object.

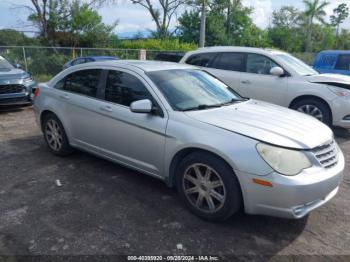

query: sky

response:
[0,0,349,38]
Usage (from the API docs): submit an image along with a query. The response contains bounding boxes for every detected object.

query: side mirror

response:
[270,66,284,77]
[130,99,153,113]
[15,64,21,69]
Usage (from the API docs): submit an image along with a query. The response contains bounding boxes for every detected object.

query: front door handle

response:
[241,80,251,85]
[59,94,70,100]
[100,105,113,112]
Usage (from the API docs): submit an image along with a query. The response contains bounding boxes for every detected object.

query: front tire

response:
[291,98,332,126]
[176,152,242,221]
[42,113,73,156]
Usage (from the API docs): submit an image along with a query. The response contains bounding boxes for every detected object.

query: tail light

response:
[33,86,40,97]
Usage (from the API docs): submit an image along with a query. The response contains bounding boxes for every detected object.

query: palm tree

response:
[303,0,329,51]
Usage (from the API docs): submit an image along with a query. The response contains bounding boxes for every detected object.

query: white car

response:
[180,47,350,128]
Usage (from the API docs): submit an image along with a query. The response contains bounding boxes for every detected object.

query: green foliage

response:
[118,38,197,51]
[178,0,269,47]
[330,3,349,28]
[0,30,39,46]
[302,0,330,51]
[27,0,116,47]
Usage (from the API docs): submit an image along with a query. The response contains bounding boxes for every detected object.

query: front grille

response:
[0,84,26,94]
[312,140,338,169]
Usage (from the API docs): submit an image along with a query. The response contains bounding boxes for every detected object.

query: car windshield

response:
[276,53,318,76]
[147,69,243,111]
[0,56,14,71]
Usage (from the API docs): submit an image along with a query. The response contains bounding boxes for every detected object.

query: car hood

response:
[0,68,28,80]
[306,73,350,87]
[185,100,333,149]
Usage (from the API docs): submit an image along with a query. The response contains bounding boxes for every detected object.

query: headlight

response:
[23,76,33,83]
[256,143,311,176]
[327,85,350,97]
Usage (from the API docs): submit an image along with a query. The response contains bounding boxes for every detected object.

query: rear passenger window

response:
[335,55,350,70]
[211,53,245,71]
[105,70,153,107]
[55,69,101,98]
[185,53,216,67]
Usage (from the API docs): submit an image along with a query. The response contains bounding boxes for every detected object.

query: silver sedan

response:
[33,61,344,221]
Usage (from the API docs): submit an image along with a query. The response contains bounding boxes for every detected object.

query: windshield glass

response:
[0,56,14,71]
[147,69,243,111]
[276,53,318,76]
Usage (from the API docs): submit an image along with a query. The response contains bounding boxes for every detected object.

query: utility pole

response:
[199,0,206,47]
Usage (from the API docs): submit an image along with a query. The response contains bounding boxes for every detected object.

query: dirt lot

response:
[0,107,349,261]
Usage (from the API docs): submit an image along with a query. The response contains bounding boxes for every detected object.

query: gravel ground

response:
[0,106,349,261]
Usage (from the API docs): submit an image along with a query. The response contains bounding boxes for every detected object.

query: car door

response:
[52,69,107,147]
[89,68,168,177]
[238,53,289,106]
[203,52,245,93]
[185,52,244,93]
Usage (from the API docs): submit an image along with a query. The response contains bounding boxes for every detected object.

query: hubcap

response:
[297,104,324,121]
[45,119,63,151]
[182,164,226,213]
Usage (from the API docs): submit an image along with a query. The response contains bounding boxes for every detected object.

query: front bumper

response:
[237,149,344,219]
[0,80,36,106]
[331,96,350,128]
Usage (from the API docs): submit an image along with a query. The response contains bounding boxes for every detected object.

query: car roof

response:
[188,46,284,54]
[82,60,195,72]
[76,56,117,60]
[318,50,350,55]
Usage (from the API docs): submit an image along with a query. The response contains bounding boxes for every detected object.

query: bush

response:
[117,38,197,51]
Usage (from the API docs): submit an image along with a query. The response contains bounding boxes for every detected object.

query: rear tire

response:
[42,113,73,156]
[176,152,242,221]
[291,98,332,126]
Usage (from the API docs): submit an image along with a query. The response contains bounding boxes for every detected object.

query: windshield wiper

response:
[220,98,244,106]
[181,103,222,111]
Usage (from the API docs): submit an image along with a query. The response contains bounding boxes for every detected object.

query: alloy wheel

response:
[297,104,324,121]
[45,119,63,151]
[182,163,226,213]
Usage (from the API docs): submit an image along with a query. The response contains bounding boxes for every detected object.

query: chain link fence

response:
[0,46,317,82]
[0,46,180,82]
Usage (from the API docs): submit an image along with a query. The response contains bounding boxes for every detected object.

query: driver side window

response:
[246,54,278,75]
[105,70,153,107]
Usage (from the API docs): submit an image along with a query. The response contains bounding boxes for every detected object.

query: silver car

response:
[33,61,344,221]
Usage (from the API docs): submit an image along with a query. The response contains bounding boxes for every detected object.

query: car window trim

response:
[210,52,247,72]
[185,52,218,67]
[335,54,350,70]
[54,68,104,98]
[242,52,291,77]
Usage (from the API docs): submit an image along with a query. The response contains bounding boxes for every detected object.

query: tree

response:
[23,0,109,45]
[130,0,187,39]
[302,0,329,51]
[272,6,301,28]
[178,0,266,47]
[267,6,303,52]
[330,3,349,47]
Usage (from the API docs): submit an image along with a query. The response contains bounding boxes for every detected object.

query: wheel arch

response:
[167,147,238,188]
[40,110,71,141]
[40,110,56,132]
[289,95,333,123]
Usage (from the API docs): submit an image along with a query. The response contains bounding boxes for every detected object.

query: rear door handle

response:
[59,94,70,100]
[100,105,113,112]
[241,80,251,85]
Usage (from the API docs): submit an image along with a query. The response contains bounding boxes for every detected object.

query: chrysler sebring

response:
[33,61,344,221]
